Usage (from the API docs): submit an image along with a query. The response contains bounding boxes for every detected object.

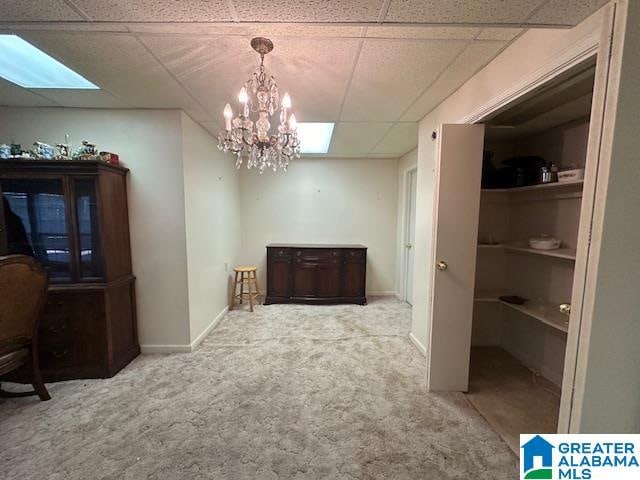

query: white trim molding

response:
[458,31,600,125]
[140,306,228,354]
[190,306,229,351]
[368,291,400,297]
[409,332,427,356]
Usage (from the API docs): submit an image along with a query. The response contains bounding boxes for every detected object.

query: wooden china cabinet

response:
[0,160,139,381]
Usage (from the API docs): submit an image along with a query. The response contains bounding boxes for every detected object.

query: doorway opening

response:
[466,57,597,453]
[403,168,417,305]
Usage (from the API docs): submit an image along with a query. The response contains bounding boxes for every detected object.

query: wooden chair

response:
[229,266,261,312]
[0,255,51,401]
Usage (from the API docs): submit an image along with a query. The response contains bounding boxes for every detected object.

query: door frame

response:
[400,166,418,303]
[426,2,617,433]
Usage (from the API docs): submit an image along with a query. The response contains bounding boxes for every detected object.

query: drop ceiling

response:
[0,0,609,158]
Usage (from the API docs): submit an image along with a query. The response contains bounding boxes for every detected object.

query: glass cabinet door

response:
[1,178,72,281]
[74,178,103,279]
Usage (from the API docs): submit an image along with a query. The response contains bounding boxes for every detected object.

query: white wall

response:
[239,157,399,295]
[0,107,192,348]
[411,10,606,366]
[181,113,241,344]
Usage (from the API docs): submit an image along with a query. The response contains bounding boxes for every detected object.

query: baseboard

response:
[140,344,192,354]
[190,306,228,351]
[140,306,229,354]
[409,332,427,357]
[368,291,400,297]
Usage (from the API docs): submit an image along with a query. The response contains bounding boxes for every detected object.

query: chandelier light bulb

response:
[289,113,297,131]
[238,86,248,104]
[282,93,291,109]
[223,103,233,130]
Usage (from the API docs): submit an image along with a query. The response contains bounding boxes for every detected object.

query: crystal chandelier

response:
[217,37,300,173]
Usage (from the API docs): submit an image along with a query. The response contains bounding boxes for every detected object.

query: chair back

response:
[0,255,48,347]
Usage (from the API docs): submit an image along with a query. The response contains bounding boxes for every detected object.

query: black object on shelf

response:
[499,295,529,305]
[501,156,546,187]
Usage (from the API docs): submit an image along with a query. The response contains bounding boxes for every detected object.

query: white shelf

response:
[481,179,584,193]
[501,299,569,333]
[473,289,504,302]
[473,291,569,333]
[502,243,576,261]
[477,243,577,261]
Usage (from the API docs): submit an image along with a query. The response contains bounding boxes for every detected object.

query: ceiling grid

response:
[0,0,609,157]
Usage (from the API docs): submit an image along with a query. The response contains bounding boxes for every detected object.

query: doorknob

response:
[436,260,448,271]
[559,303,571,315]
[406,243,412,249]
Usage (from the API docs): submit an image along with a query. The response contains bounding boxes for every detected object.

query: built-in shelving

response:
[477,243,577,261]
[473,291,569,333]
[481,179,584,193]
[503,243,576,261]
[501,299,569,333]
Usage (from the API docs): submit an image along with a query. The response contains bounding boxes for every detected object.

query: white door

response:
[427,124,485,392]
[404,169,417,304]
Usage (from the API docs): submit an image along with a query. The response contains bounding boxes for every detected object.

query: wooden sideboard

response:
[265,244,367,305]
[0,160,139,382]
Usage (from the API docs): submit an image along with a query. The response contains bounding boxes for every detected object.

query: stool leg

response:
[239,272,245,304]
[248,273,255,312]
[253,271,261,303]
[229,271,238,310]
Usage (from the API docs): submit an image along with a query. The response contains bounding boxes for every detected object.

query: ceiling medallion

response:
[217,37,300,173]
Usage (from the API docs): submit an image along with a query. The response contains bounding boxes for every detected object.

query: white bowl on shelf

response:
[528,236,561,250]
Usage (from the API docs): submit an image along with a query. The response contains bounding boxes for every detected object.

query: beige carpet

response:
[0,297,517,479]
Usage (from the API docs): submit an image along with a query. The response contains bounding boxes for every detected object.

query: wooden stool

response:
[229,266,261,312]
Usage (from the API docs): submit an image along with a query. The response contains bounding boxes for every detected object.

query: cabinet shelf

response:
[473,291,569,333]
[481,179,583,193]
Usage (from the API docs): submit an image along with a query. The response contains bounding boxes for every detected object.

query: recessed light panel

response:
[297,123,335,154]
[0,35,99,89]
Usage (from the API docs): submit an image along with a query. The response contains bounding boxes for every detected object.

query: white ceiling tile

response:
[340,39,467,122]
[142,35,359,123]
[366,26,480,40]
[385,0,542,24]
[232,0,385,22]
[70,0,233,22]
[527,0,609,26]
[329,122,393,155]
[400,41,507,121]
[127,24,251,35]
[19,33,211,119]
[0,1,84,21]
[12,24,130,33]
[476,28,523,41]
[0,79,58,107]
[243,25,367,39]
[30,89,129,108]
[372,123,418,155]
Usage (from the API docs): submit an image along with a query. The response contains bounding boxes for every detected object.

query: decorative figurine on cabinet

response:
[55,143,71,160]
[32,141,55,160]
[73,140,98,160]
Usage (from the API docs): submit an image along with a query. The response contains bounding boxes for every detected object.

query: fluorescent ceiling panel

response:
[298,123,335,154]
[0,35,98,89]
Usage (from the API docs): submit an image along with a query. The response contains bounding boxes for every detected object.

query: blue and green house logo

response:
[522,435,555,479]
